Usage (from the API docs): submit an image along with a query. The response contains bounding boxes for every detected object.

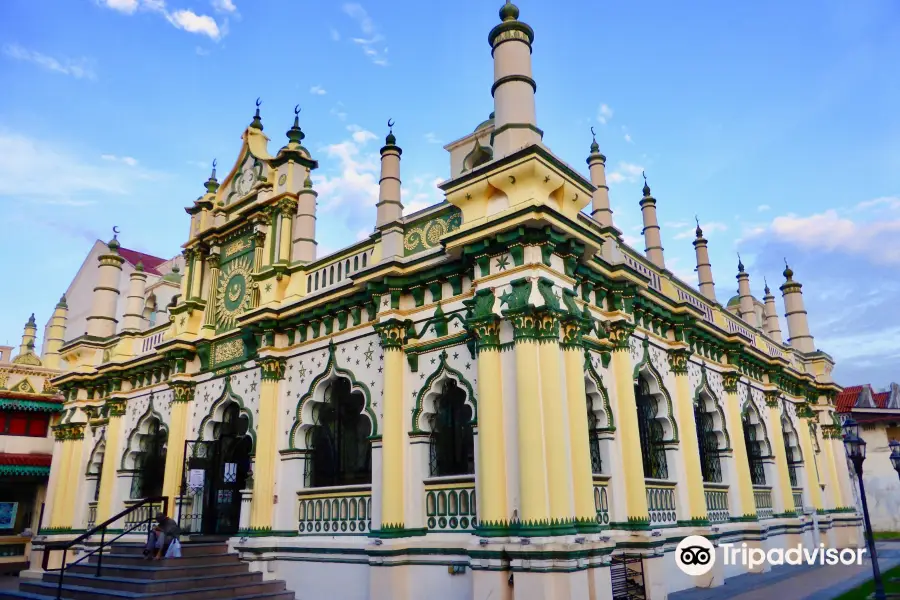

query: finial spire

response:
[783,257,793,281]
[695,215,703,238]
[286,104,306,145]
[499,0,519,21]
[205,159,219,193]
[385,118,396,146]
[642,171,651,197]
[108,226,121,251]
[250,97,264,130]
[737,253,745,273]
[590,126,599,153]
[26,313,35,327]
[764,276,771,295]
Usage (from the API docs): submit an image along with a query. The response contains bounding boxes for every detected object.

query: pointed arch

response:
[741,386,772,458]
[693,366,730,450]
[86,429,106,476]
[411,349,476,433]
[289,342,375,449]
[632,340,678,441]
[121,397,168,470]
[198,376,256,452]
[781,404,804,488]
[585,353,614,431]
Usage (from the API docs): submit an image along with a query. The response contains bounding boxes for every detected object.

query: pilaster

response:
[820,421,846,510]
[96,398,127,521]
[49,423,86,528]
[250,357,286,530]
[668,348,707,521]
[764,391,796,514]
[722,373,756,518]
[796,403,824,510]
[162,381,195,517]
[202,252,221,331]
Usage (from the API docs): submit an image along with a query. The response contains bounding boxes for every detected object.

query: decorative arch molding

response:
[411,350,477,434]
[741,384,772,457]
[86,429,107,476]
[585,352,614,431]
[197,375,257,452]
[693,366,731,450]
[781,404,804,462]
[120,397,168,471]
[632,339,678,442]
[289,341,376,449]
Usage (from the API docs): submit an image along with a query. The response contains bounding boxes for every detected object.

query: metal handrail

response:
[41,496,168,600]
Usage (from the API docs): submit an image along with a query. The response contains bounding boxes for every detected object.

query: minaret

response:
[780,261,815,353]
[42,296,69,370]
[639,172,665,268]
[121,262,148,332]
[279,108,318,264]
[18,314,37,357]
[587,129,613,227]
[736,255,757,326]
[86,232,125,338]
[693,218,716,301]
[376,121,405,259]
[762,278,783,343]
[489,1,541,158]
[250,97,263,130]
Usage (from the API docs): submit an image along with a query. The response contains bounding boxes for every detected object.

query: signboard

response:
[188,469,206,491]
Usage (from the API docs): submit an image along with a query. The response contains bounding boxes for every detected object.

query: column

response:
[509,309,550,533]
[266,207,279,266]
[250,357,286,530]
[162,381,195,518]
[375,320,407,531]
[191,248,206,301]
[722,373,756,518]
[203,252,221,330]
[607,321,650,525]
[470,315,509,534]
[765,391,796,513]
[561,319,600,533]
[536,310,575,534]
[820,422,845,510]
[277,199,297,264]
[668,349,707,521]
[182,249,195,300]
[48,427,75,528]
[50,424,86,528]
[96,399,126,521]
[796,403,824,510]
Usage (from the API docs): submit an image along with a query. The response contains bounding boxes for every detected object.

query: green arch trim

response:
[197,375,257,453]
[693,365,731,450]
[741,383,773,457]
[585,351,614,431]
[632,338,678,442]
[288,341,376,449]
[120,396,169,470]
[780,410,804,461]
[85,429,106,476]
[410,349,477,434]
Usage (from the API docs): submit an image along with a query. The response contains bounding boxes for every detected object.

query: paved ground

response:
[0,577,19,592]
[670,541,900,600]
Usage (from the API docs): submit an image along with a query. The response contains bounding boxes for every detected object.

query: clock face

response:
[216,254,253,331]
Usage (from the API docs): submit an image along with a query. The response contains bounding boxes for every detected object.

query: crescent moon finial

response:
[642,170,647,183]
[590,126,596,140]
[212,158,217,169]
[294,104,300,116]
[256,97,261,108]
[387,118,395,131]
[112,225,120,237]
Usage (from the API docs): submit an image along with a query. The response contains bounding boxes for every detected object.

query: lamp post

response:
[842,417,885,600]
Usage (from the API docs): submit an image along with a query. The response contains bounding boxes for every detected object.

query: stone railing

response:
[87,502,98,530]
[124,498,166,534]
[754,486,774,520]
[593,478,610,527]
[238,489,252,533]
[675,286,715,322]
[792,488,804,512]
[0,537,28,564]
[724,314,756,345]
[645,480,677,526]
[704,484,730,523]
[424,476,476,532]
[140,326,167,354]
[306,245,376,296]
[297,485,371,535]
[623,251,662,292]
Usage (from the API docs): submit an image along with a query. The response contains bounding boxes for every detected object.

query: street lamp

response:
[889,439,900,477]
[842,417,886,600]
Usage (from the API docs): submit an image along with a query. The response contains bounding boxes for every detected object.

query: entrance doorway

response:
[180,403,252,535]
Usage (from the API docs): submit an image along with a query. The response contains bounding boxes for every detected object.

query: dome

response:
[727,295,741,307]
[474,112,495,132]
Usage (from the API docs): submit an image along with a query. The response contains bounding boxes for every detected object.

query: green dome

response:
[499,1,519,21]
[727,295,741,307]
[474,112,495,132]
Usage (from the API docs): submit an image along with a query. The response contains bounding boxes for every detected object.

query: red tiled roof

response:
[0,453,52,467]
[875,392,891,409]
[835,385,863,412]
[0,391,63,402]
[118,247,167,276]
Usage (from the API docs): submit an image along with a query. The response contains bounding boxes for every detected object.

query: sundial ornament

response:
[216,254,254,330]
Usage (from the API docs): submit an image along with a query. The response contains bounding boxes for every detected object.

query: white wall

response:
[858,423,900,532]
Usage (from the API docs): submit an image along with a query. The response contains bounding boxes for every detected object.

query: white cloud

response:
[342,3,389,66]
[166,10,221,39]
[402,175,444,215]
[597,104,613,125]
[101,154,139,167]
[673,221,727,240]
[624,133,633,143]
[211,0,236,13]
[99,0,224,40]
[856,196,900,211]
[310,85,327,95]
[2,44,96,80]
[356,229,371,241]
[330,28,341,42]
[622,233,641,247]
[424,132,441,145]
[606,161,644,184]
[312,128,381,214]
[346,124,377,144]
[195,46,210,56]
[330,103,348,121]
[757,204,771,212]
[98,0,139,13]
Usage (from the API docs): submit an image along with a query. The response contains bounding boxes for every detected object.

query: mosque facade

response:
[32,3,861,599]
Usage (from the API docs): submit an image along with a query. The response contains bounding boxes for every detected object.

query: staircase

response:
[0,541,295,600]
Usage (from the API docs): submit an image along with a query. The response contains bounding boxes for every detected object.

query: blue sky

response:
[1,0,898,388]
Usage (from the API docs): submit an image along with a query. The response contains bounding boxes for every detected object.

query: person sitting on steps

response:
[143,512,181,560]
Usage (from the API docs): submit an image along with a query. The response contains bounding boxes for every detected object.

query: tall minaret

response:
[736,255,757,326]
[640,172,665,268]
[489,1,541,158]
[693,218,716,301]
[86,233,125,338]
[780,261,815,352]
[762,278,783,343]
[42,296,69,370]
[18,314,37,357]
[294,173,318,264]
[587,129,613,227]
[121,262,148,332]
[377,122,405,259]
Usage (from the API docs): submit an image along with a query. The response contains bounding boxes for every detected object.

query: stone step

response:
[18,578,288,600]
[0,590,294,600]
[42,570,263,593]
[68,562,250,580]
[85,553,242,568]
[104,543,229,558]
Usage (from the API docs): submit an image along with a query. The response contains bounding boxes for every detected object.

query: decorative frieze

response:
[722,371,740,393]
[667,348,692,376]
[605,320,635,352]
[169,381,197,404]
[52,423,85,442]
[258,356,287,381]
[764,390,781,408]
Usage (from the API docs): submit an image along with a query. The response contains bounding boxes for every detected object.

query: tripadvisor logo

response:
[675,535,716,576]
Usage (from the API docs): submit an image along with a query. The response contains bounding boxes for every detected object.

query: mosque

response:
[20,2,861,599]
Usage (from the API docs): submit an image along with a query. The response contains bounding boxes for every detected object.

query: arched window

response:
[782,417,802,488]
[362,253,367,268]
[354,256,359,271]
[314,272,319,290]
[694,398,722,482]
[742,411,766,485]
[428,379,474,477]
[308,378,372,487]
[587,401,603,474]
[337,262,342,281]
[329,266,334,285]
[130,418,167,499]
[635,377,667,479]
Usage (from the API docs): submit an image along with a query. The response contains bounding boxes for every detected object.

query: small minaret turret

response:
[376,121,405,259]
[736,255,757,326]
[249,97,264,131]
[762,278,783,343]
[18,314,37,358]
[489,1,541,158]
[281,107,319,264]
[693,217,716,301]
[42,295,69,370]
[587,128,613,227]
[122,261,148,332]
[780,260,815,352]
[639,172,665,268]
[86,230,125,338]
